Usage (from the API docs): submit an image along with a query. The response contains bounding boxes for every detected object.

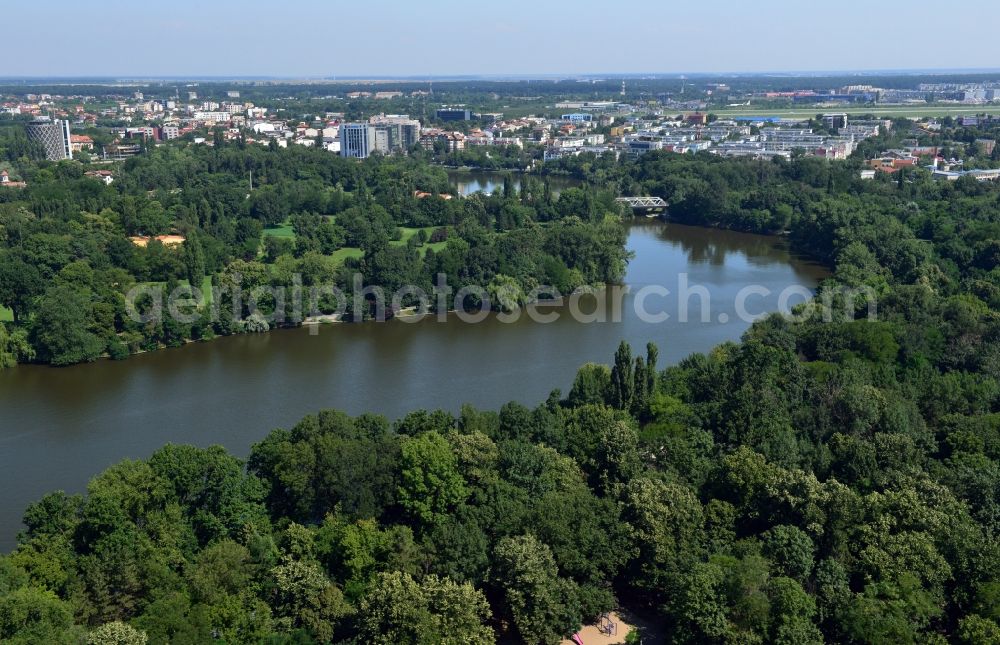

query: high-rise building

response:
[369,115,421,152]
[822,113,849,130]
[26,117,72,161]
[341,118,421,158]
[340,123,378,158]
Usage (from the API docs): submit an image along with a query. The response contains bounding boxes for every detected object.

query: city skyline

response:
[7,0,1000,78]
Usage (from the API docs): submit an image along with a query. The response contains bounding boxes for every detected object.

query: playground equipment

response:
[599,612,618,636]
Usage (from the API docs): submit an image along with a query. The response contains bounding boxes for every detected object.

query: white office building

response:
[340,123,378,158]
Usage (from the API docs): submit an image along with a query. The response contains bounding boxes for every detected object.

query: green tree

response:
[596,420,640,494]
[763,525,815,582]
[623,477,704,596]
[398,431,468,528]
[493,534,581,644]
[957,615,1000,644]
[181,233,206,292]
[646,342,659,393]
[0,255,44,324]
[0,587,75,644]
[87,621,147,645]
[0,323,18,368]
[30,285,105,366]
[270,556,352,642]
[567,363,611,407]
[610,341,634,410]
[359,571,495,644]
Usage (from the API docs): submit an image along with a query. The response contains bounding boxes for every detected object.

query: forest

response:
[1,141,1000,642]
[0,134,627,366]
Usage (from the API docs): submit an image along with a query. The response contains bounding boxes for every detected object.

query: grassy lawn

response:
[390,226,437,247]
[138,276,214,307]
[0,306,12,323]
[326,234,445,265]
[711,104,1000,119]
[390,227,448,257]
[330,247,364,266]
[263,221,296,239]
[422,241,448,256]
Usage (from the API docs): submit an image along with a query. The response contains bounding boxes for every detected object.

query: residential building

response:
[420,130,465,152]
[822,113,848,130]
[369,115,421,152]
[194,111,231,123]
[624,136,665,158]
[70,134,94,153]
[84,170,114,185]
[0,170,27,188]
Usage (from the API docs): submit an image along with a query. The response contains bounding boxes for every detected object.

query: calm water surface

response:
[0,222,827,549]
[447,169,580,197]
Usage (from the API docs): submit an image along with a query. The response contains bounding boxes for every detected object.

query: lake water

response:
[447,169,580,197]
[0,222,827,549]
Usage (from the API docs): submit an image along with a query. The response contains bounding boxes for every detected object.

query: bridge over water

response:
[616,196,668,217]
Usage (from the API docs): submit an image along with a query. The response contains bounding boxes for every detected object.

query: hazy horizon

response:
[3,67,1000,83]
[8,0,1000,78]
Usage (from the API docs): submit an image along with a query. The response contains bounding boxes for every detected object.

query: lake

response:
[446,169,581,197]
[0,222,827,549]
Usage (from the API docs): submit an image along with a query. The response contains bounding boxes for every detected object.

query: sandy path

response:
[559,612,633,645]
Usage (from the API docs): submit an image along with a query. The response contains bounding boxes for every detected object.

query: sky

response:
[6,0,1000,78]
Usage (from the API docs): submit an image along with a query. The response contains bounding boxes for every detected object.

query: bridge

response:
[615,196,668,217]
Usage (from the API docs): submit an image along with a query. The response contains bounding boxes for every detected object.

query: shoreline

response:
[3,220,830,370]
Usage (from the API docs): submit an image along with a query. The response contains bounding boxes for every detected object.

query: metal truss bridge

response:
[615,196,668,216]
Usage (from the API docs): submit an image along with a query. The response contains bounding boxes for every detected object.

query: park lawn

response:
[391,227,447,256]
[263,221,295,239]
[390,226,438,247]
[137,276,214,307]
[422,241,448,256]
[0,306,12,323]
[196,275,213,306]
[330,247,364,266]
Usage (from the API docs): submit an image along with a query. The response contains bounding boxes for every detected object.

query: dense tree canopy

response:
[0,136,627,366]
[3,134,1000,641]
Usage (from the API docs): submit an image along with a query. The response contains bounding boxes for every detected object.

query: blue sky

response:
[6,0,999,77]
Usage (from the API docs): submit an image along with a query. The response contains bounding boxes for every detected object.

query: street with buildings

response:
[7,76,1000,183]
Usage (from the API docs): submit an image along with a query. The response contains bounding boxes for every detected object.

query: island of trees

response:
[0,134,627,367]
